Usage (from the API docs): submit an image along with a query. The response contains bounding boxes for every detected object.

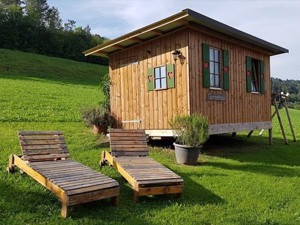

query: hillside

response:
[0,48,108,123]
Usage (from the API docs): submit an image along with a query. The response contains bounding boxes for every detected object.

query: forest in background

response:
[0,0,108,64]
[271,78,300,109]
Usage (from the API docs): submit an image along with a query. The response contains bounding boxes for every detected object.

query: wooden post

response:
[176,193,182,198]
[111,196,119,206]
[268,128,273,145]
[271,111,276,119]
[134,191,139,203]
[7,155,15,173]
[259,129,265,136]
[283,99,296,142]
[61,202,69,219]
[247,130,254,138]
[99,151,106,167]
[273,98,288,144]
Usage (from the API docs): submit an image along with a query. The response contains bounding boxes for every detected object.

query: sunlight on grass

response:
[0,49,300,225]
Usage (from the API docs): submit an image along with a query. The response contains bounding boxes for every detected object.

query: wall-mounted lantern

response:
[172,49,185,64]
[172,49,182,62]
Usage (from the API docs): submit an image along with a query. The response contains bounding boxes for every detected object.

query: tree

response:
[0,4,23,48]
[0,0,23,7]
[64,19,76,31]
[45,6,61,30]
[271,77,300,103]
[0,0,108,65]
[24,0,49,25]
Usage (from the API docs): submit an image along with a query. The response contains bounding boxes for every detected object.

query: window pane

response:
[210,74,214,86]
[155,79,161,89]
[161,66,166,78]
[154,67,160,78]
[250,59,260,92]
[251,82,255,92]
[209,48,214,61]
[161,78,167,89]
[215,75,220,87]
[210,62,214,73]
[215,63,219,75]
[215,49,219,62]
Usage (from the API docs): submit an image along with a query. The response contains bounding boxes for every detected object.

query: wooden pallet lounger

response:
[7,131,120,218]
[100,129,183,202]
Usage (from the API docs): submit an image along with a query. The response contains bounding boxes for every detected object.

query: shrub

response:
[100,73,110,111]
[169,113,209,146]
[82,106,115,128]
[294,104,300,110]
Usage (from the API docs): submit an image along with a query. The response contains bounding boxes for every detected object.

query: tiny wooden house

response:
[84,9,288,138]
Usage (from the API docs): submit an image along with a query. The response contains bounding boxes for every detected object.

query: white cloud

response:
[47,0,300,79]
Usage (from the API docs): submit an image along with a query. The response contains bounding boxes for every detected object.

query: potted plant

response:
[82,106,115,134]
[170,113,209,165]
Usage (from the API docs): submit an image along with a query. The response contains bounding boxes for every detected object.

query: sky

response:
[48,0,300,80]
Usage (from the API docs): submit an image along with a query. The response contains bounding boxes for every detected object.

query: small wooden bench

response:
[7,131,120,218]
[100,129,184,202]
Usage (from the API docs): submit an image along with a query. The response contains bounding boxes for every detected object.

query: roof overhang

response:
[84,8,289,58]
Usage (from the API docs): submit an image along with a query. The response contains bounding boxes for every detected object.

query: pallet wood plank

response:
[68,188,120,206]
[112,151,148,157]
[109,133,145,137]
[110,144,148,148]
[29,160,77,169]
[61,180,118,191]
[22,144,68,150]
[109,136,147,141]
[52,174,108,183]
[23,150,69,157]
[56,176,112,186]
[138,179,184,185]
[66,182,119,195]
[19,131,63,135]
[20,139,66,145]
[137,185,184,196]
[24,153,70,161]
[41,171,99,179]
[19,136,65,140]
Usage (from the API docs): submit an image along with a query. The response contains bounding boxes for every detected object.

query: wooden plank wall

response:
[109,26,271,130]
[109,28,189,130]
[188,28,271,125]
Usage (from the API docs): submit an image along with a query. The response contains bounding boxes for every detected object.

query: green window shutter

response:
[147,68,154,91]
[223,49,230,90]
[202,43,210,88]
[166,64,175,88]
[260,60,265,94]
[246,56,252,93]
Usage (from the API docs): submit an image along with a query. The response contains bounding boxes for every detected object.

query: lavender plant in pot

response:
[82,106,115,134]
[170,113,209,165]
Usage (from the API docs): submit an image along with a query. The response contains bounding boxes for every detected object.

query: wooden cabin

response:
[84,9,288,139]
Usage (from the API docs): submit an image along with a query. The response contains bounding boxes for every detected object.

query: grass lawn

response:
[1,49,300,225]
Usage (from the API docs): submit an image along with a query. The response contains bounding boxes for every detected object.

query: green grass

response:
[1,48,300,225]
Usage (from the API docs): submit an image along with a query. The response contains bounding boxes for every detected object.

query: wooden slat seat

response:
[7,131,120,218]
[101,129,183,202]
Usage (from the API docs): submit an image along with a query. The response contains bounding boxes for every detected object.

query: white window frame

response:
[250,58,261,93]
[154,65,167,90]
[209,47,222,88]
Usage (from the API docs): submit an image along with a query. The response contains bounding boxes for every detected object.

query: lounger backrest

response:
[18,131,70,162]
[109,129,148,157]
